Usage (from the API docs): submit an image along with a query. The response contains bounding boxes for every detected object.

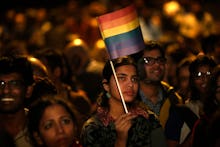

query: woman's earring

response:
[106,92,111,98]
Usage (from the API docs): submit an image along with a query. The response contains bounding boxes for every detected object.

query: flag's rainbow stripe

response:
[97,5,144,59]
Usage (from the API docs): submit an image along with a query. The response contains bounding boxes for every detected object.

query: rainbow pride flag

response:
[97,5,145,59]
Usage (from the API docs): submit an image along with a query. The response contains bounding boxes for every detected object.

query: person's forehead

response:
[115,65,137,74]
[196,65,211,71]
[0,72,23,80]
[40,104,71,121]
[143,49,162,57]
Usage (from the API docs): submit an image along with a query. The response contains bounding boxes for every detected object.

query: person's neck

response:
[0,109,27,137]
[142,79,161,85]
[140,80,161,104]
[141,79,161,89]
[109,98,127,120]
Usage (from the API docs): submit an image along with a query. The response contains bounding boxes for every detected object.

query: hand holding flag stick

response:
[97,4,145,113]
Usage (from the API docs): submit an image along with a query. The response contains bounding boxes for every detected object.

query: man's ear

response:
[26,85,33,99]
[102,79,109,92]
[33,132,43,145]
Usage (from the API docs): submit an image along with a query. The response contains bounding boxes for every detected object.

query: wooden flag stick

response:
[110,60,128,113]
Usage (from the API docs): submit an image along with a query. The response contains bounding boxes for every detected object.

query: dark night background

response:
[1,0,219,19]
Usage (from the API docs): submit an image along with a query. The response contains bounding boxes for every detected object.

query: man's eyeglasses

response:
[143,57,166,65]
[194,71,211,79]
[0,80,24,89]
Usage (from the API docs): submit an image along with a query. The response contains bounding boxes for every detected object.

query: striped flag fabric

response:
[97,5,145,59]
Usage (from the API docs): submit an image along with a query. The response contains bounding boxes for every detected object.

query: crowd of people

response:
[0,0,220,147]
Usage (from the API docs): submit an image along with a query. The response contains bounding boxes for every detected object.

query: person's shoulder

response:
[81,114,104,130]
[161,81,183,104]
[160,81,176,95]
[83,115,99,124]
[134,101,161,126]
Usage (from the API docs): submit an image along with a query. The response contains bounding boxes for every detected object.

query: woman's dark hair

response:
[27,94,79,146]
[189,54,217,100]
[25,77,57,108]
[97,56,137,107]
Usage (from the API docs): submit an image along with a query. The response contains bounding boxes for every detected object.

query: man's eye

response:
[10,81,19,86]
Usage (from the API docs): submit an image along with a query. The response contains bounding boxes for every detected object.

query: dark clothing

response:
[139,81,183,128]
[191,115,209,147]
[80,106,166,147]
[165,105,198,143]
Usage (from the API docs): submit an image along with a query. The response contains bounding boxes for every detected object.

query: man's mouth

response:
[1,98,15,102]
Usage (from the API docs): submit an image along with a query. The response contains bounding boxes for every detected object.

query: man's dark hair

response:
[144,40,165,58]
[0,56,34,86]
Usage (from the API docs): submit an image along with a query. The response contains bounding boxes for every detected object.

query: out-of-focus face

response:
[64,46,89,76]
[178,65,190,89]
[0,73,26,113]
[107,65,139,103]
[38,104,75,147]
[193,65,211,94]
[177,65,190,97]
[143,49,166,82]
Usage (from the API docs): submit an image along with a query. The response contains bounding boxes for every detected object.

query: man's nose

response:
[2,84,10,94]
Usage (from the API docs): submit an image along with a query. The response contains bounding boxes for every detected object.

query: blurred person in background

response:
[186,54,217,117]
[165,54,217,147]
[191,65,220,147]
[63,38,103,112]
[34,48,92,132]
[175,56,196,102]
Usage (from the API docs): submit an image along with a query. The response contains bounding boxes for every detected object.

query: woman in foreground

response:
[80,56,166,147]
